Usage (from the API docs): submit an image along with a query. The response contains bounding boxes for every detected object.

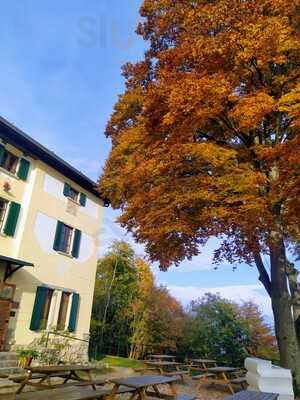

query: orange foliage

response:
[99,0,300,270]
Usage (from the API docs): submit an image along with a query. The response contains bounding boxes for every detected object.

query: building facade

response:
[0,117,105,355]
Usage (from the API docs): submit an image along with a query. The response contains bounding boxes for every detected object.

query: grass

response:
[99,355,146,369]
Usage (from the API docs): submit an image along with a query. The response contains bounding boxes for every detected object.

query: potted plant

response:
[17,349,39,368]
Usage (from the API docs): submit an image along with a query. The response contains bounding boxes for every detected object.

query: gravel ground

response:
[93,368,235,400]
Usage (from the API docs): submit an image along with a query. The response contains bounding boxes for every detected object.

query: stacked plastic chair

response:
[245,358,294,400]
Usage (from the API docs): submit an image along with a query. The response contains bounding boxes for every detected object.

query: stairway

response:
[0,352,23,376]
[0,353,23,394]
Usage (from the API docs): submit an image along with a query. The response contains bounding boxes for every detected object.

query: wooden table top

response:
[190,359,216,364]
[28,365,92,373]
[207,366,237,373]
[225,391,278,400]
[110,375,178,388]
[16,386,108,400]
[146,361,181,366]
[149,355,176,359]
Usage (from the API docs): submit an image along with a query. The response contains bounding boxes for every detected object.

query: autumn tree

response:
[239,301,278,360]
[99,0,300,388]
[130,259,186,359]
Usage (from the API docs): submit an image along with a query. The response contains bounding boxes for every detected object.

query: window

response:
[39,288,54,330]
[0,149,18,174]
[57,224,73,254]
[63,183,86,206]
[0,198,8,231]
[30,287,80,332]
[57,292,71,330]
[68,187,79,202]
[53,221,82,258]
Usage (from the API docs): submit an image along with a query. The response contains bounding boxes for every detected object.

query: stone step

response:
[0,353,17,362]
[0,378,19,394]
[0,367,24,376]
[0,361,18,368]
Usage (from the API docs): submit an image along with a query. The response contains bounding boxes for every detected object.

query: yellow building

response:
[0,116,106,355]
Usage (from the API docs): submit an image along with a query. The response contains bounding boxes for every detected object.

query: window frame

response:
[67,186,80,203]
[0,198,8,232]
[39,288,54,330]
[0,149,19,175]
[57,291,71,331]
[57,223,74,255]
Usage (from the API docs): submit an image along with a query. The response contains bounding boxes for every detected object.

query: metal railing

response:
[44,331,89,348]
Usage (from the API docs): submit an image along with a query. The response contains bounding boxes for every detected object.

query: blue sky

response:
[0,1,272,317]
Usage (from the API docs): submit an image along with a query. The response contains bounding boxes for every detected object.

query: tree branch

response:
[253,252,272,297]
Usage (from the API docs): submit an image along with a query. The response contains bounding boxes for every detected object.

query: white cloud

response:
[167,283,272,318]
[98,210,145,257]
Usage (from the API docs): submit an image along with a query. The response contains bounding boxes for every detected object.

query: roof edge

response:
[0,116,104,200]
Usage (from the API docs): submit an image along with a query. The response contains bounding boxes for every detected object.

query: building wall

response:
[0,140,103,347]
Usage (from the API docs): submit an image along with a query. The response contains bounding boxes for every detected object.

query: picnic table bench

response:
[187,359,217,372]
[15,385,135,400]
[204,366,239,394]
[15,365,94,393]
[145,362,189,383]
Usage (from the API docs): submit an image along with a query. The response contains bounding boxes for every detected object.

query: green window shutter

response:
[30,287,48,331]
[4,202,21,237]
[0,144,5,164]
[68,293,79,332]
[79,193,86,207]
[72,229,82,258]
[17,158,30,180]
[53,221,63,251]
[63,183,70,197]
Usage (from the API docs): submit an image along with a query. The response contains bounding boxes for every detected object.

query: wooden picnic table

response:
[148,355,176,361]
[225,391,278,400]
[110,374,178,400]
[146,361,182,369]
[188,359,217,370]
[205,366,238,394]
[145,361,189,382]
[16,365,94,393]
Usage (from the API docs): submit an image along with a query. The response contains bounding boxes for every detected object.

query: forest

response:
[89,241,278,367]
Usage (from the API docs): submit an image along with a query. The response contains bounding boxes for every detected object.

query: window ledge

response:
[67,197,80,206]
[56,251,74,259]
[0,167,19,180]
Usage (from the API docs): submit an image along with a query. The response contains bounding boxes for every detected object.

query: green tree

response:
[90,241,138,357]
[187,293,252,367]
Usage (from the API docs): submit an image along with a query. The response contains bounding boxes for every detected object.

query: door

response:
[0,283,15,351]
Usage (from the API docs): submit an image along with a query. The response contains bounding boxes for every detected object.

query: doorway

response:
[0,283,16,351]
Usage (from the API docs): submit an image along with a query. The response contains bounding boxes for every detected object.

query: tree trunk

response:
[269,239,300,393]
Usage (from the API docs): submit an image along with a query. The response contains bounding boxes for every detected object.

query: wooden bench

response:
[76,379,107,388]
[11,371,70,382]
[173,395,197,400]
[192,373,215,389]
[230,376,248,390]
[16,386,131,400]
[134,367,159,375]
[164,370,189,383]
[192,373,215,380]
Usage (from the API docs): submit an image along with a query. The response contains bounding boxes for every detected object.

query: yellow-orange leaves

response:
[229,92,275,130]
